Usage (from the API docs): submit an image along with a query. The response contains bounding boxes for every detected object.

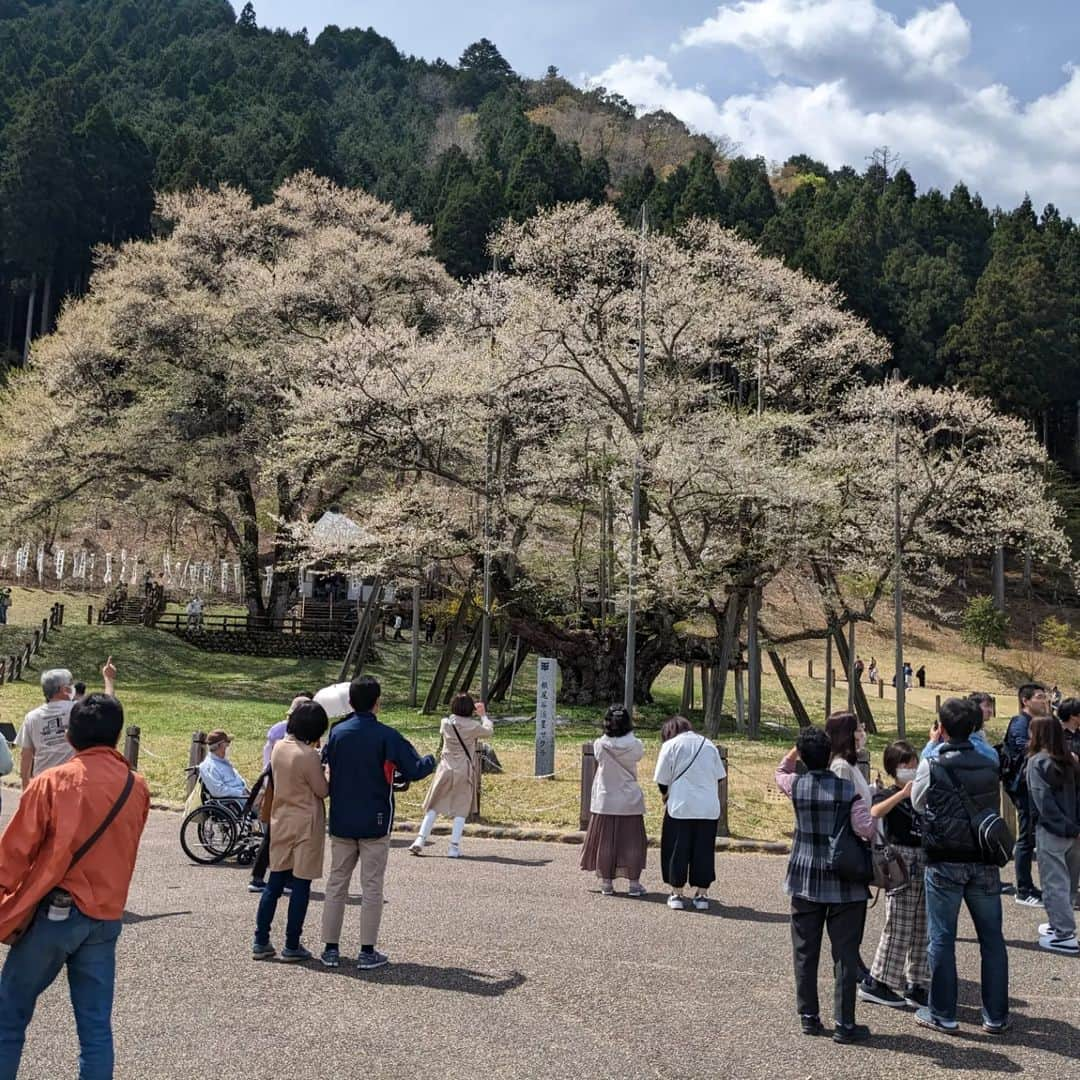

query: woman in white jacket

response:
[580,705,647,896]
[654,716,725,910]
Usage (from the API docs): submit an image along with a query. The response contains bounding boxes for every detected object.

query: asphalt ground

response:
[2,796,1078,1080]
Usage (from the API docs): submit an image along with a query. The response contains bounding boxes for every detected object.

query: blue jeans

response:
[1008,787,1036,894]
[255,871,311,950]
[0,904,122,1080]
[925,862,1009,1026]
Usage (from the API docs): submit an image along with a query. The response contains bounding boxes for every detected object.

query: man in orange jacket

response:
[0,691,150,1080]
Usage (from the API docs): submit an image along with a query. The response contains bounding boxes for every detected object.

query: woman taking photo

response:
[410,693,493,859]
[252,701,330,962]
[1026,715,1080,954]
[580,704,647,897]
[654,716,725,910]
[859,740,929,1009]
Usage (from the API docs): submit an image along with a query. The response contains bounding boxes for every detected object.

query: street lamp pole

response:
[624,204,648,712]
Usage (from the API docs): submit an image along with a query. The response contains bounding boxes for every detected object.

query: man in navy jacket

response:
[320,676,435,970]
[1004,683,1051,906]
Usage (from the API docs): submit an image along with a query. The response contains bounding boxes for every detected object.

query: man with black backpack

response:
[912,697,1010,1036]
[1002,683,1050,906]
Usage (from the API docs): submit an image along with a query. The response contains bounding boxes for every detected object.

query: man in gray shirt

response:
[16,659,115,784]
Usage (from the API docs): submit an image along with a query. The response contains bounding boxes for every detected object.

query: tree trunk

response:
[39,269,52,337]
[705,590,746,738]
[831,624,878,734]
[746,587,762,740]
[22,276,36,364]
[769,649,811,728]
[992,542,1005,613]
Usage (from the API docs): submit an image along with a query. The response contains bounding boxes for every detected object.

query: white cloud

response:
[585,0,1080,212]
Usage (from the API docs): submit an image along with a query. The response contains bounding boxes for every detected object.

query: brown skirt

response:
[580,812,647,881]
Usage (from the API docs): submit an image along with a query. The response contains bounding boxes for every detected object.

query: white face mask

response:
[895,767,917,784]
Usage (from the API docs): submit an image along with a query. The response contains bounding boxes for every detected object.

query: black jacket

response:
[921,741,1001,864]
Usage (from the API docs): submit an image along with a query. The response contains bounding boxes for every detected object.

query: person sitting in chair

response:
[199,730,248,802]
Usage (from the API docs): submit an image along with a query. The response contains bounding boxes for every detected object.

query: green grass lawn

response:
[0,611,961,843]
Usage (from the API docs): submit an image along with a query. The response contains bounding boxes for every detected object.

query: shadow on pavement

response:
[864,1032,1021,1073]
[624,892,789,923]
[459,855,552,867]
[123,910,192,925]
[308,891,365,907]
[324,963,526,996]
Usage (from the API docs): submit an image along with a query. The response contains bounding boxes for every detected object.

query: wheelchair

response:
[179,769,265,866]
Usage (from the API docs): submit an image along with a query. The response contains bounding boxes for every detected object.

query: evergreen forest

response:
[2,0,1078,480]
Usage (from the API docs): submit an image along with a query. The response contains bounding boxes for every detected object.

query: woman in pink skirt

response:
[580,704,648,896]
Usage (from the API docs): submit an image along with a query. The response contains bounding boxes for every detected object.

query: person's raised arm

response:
[102,657,116,698]
[774,747,799,798]
[870,782,912,819]
[390,731,436,782]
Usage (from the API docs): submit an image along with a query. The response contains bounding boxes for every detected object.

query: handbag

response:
[825,797,874,884]
[3,768,136,946]
[871,840,910,894]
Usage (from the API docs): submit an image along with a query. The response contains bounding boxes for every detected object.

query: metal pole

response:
[480,426,493,701]
[893,369,906,739]
[408,565,421,708]
[623,205,648,712]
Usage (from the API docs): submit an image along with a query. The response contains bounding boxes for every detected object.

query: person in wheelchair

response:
[199,730,248,810]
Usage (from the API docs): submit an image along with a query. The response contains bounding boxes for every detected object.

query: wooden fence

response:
[0,603,65,685]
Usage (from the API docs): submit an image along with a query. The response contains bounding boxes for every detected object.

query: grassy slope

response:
[1,585,1078,842]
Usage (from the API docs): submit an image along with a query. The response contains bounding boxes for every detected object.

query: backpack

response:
[932,761,1015,868]
[995,716,1027,790]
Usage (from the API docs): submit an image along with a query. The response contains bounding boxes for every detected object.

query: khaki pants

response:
[321,835,391,948]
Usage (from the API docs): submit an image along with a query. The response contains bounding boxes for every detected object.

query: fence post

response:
[186,732,207,796]
[124,726,141,769]
[87,605,94,625]
[57,604,64,626]
[807,658,813,679]
[579,742,596,831]
[716,743,729,838]
[40,617,48,643]
[878,678,884,699]
[934,694,941,713]
[990,696,997,717]
[0,658,5,684]
[856,747,870,783]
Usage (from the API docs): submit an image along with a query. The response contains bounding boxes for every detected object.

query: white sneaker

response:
[447,844,462,859]
[408,841,424,856]
[1039,932,1079,955]
[1039,922,1052,936]
[692,895,709,911]
[667,894,686,910]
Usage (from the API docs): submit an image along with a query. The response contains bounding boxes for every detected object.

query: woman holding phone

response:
[410,693,493,859]
[654,716,726,910]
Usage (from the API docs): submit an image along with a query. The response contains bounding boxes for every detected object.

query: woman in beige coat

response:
[580,704,647,896]
[252,702,329,962]
[410,693,493,859]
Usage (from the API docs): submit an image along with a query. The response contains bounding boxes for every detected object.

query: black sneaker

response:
[320,946,340,968]
[800,1015,825,1036]
[904,985,929,1009]
[1015,890,1043,907]
[982,1017,1011,1036]
[833,1023,870,1044]
[858,977,906,1008]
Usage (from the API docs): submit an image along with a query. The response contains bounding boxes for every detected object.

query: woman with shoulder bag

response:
[409,693,493,859]
[251,702,329,962]
[653,716,725,911]
[580,705,647,897]
[775,726,875,1043]
[860,741,929,1010]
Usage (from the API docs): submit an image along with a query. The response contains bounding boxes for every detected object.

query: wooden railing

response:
[157,612,357,636]
[0,603,65,684]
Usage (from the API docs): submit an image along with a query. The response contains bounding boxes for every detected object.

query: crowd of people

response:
[0,658,1078,1073]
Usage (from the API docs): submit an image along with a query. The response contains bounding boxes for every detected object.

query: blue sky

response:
[250,1,1080,211]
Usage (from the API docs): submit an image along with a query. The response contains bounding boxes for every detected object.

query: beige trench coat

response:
[422,714,494,818]
[268,735,329,881]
